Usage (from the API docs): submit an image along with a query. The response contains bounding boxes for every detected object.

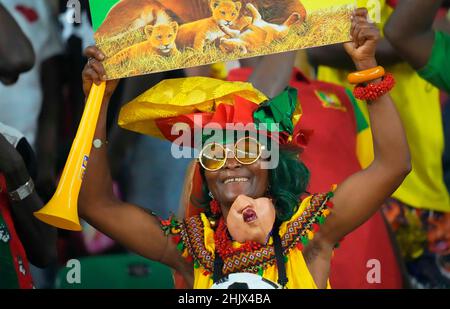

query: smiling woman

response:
[201,146,309,222]
[78,9,410,289]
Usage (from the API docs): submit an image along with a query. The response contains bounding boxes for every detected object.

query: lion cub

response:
[108,13,179,66]
[176,0,242,51]
[220,3,302,54]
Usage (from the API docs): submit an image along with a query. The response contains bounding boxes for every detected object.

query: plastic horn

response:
[34,82,106,231]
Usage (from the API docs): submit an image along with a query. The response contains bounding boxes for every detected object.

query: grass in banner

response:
[90,0,354,79]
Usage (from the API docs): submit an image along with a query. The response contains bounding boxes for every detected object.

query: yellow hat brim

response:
[118,77,268,139]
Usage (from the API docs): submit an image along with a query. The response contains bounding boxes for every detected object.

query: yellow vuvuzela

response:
[34,82,106,231]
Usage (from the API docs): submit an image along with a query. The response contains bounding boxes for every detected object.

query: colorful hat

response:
[118,77,305,148]
[118,76,309,216]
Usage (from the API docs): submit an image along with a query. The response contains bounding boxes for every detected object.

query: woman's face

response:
[204,154,269,216]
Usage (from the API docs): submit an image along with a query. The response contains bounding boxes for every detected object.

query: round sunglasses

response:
[198,137,265,171]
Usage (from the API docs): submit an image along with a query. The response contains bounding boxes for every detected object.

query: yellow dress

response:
[176,193,333,289]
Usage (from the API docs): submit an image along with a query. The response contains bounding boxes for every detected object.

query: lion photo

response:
[89,0,355,79]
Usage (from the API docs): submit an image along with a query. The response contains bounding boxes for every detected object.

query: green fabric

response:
[195,87,298,147]
[88,0,120,31]
[345,88,369,133]
[56,253,174,289]
[253,87,298,134]
[418,31,450,93]
[0,214,19,288]
[269,150,310,222]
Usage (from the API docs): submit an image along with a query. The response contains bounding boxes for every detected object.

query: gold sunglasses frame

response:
[198,137,265,171]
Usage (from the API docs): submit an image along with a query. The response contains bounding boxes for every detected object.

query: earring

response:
[208,191,214,199]
[209,199,221,216]
[209,198,221,228]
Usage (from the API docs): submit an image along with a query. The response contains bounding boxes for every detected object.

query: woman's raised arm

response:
[78,46,193,285]
[314,9,411,248]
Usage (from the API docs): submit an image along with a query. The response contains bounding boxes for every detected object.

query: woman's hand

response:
[344,8,380,71]
[82,46,120,99]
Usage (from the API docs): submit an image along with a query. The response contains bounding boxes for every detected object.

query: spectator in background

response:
[0,0,65,289]
[0,0,64,203]
[307,0,449,288]
[0,3,34,84]
[384,0,450,93]
[1,4,56,289]
[0,123,57,288]
[384,0,450,288]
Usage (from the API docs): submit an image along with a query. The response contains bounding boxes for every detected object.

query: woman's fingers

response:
[359,27,379,45]
[352,23,361,47]
[350,9,374,47]
[354,7,368,19]
[87,58,107,81]
[83,66,102,85]
[82,46,107,82]
[84,46,105,61]
[357,25,371,47]
[352,21,379,45]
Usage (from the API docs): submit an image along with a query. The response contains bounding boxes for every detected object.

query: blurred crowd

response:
[0,0,449,289]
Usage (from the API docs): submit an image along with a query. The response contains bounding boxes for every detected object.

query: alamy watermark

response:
[366,258,382,284]
[65,259,81,284]
[63,257,382,286]
[65,0,81,24]
[366,0,382,24]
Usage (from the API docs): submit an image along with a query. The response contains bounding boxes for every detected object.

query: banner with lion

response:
[89,0,356,79]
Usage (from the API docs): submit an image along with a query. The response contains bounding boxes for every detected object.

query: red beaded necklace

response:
[214,217,263,259]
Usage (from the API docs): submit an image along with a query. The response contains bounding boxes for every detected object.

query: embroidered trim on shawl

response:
[180,216,214,270]
[282,192,334,253]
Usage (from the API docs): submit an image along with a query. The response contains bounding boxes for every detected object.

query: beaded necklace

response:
[213,217,263,259]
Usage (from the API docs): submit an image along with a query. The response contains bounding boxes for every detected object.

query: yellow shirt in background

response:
[318,0,448,212]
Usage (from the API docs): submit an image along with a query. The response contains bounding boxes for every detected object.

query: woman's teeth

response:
[224,177,249,184]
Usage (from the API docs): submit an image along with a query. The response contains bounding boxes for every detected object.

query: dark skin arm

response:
[0,4,35,84]
[247,52,297,98]
[0,134,57,267]
[384,0,443,70]
[108,73,167,180]
[35,56,63,202]
[185,52,297,98]
[184,65,213,78]
[304,9,411,288]
[78,49,193,286]
[307,39,402,70]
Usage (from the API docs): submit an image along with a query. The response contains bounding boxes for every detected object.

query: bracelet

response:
[8,178,34,202]
[353,73,396,102]
[348,66,385,85]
